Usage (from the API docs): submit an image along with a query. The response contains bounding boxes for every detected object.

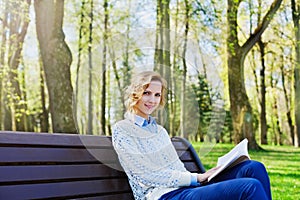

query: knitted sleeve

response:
[112,122,192,188]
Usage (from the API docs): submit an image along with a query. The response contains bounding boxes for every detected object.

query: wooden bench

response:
[0,131,205,200]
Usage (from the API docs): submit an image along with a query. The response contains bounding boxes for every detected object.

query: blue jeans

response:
[159,160,272,200]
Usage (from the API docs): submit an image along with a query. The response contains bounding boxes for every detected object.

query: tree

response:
[8,0,31,131]
[101,0,109,135]
[280,53,294,145]
[256,0,268,145]
[0,0,32,131]
[0,0,10,130]
[34,0,77,133]
[291,0,300,147]
[179,0,191,139]
[87,0,94,135]
[155,0,171,132]
[75,0,86,132]
[227,0,283,149]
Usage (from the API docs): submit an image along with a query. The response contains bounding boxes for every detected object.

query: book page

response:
[207,138,250,182]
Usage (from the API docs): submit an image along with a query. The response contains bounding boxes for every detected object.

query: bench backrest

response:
[0,131,205,200]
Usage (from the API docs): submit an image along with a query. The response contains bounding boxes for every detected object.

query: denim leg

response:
[212,160,272,200]
[159,178,268,200]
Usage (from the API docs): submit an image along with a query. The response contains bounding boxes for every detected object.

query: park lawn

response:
[191,142,300,200]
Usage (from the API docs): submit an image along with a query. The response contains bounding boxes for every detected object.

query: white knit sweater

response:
[112,119,193,200]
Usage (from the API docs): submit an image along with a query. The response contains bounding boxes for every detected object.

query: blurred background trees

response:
[0,0,299,148]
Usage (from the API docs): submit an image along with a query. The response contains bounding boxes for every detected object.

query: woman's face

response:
[134,80,162,119]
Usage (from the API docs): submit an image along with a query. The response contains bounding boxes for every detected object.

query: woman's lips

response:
[145,104,155,109]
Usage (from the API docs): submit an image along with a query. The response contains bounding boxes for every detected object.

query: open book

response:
[207,138,250,182]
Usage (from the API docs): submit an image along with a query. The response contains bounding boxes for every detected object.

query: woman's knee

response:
[242,178,268,200]
[239,160,267,177]
[250,160,266,170]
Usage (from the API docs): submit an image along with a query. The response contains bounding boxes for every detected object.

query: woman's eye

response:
[143,91,150,95]
[155,93,161,97]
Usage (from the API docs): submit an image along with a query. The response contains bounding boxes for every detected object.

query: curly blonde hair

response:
[124,71,167,114]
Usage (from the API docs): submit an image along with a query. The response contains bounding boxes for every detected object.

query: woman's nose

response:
[148,94,156,102]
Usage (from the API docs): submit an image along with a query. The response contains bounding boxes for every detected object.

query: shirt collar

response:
[125,112,156,127]
[136,115,156,127]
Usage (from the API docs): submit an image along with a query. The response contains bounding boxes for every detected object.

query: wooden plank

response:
[171,141,188,150]
[176,151,193,161]
[0,164,126,184]
[0,179,132,200]
[81,193,134,200]
[0,147,118,163]
[183,162,202,173]
[0,131,113,148]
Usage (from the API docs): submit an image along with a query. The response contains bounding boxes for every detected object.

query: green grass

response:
[191,142,300,200]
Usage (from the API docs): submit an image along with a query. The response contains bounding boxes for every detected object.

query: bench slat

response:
[0,179,132,200]
[0,147,118,163]
[171,141,188,150]
[183,162,203,173]
[0,164,126,184]
[176,150,193,161]
[0,131,113,148]
[79,193,135,200]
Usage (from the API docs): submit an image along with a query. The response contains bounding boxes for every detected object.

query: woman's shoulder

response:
[112,119,141,136]
[112,119,132,129]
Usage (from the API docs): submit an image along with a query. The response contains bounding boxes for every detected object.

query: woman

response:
[112,71,272,200]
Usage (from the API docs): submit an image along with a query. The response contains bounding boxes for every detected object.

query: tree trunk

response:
[180,0,190,139]
[258,40,267,144]
[270,75,283,145]
[154,0,171,131]
[34,0,77,133]
[291,0,300,147]
[227,0,282,149]
[87,0,94,135]
[280,54,294,144]
[168,0,180,137]
[39,61,49,132]
[0,1,9,130]
[75,0,86,129]
[101,0,109,135]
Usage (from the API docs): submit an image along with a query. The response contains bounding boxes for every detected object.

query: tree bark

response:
[0,1,9,130]
[280,58,295,144]
[180,0,190,139]
[227,0,282,149]
[270,75,283,145]
[34,0,77,133]
[75,0,86,130]
[87,0,94,135]
[39,61,49,133]
[101,0,109,135]
[155,0,171,131]
[258,40,267,144]
[291,0,300,147]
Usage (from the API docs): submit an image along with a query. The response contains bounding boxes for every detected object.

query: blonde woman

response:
[112,71,271,200]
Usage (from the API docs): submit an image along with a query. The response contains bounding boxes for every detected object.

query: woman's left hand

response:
[197,166,221,183]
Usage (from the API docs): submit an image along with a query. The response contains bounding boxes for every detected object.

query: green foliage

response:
[191,74,212,140]
[190,74,232,142]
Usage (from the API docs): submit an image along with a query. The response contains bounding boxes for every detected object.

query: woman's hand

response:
[197,166,221,184]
